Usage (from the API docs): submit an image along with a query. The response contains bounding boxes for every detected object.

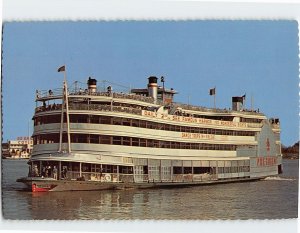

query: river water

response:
[1,159,298,220]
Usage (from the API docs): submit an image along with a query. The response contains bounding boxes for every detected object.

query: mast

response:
[58,85,64,152]
[65,79,71,153]
[58,65,71,153]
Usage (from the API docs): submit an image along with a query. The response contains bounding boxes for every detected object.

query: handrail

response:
[171,102,264,116]
[35,89,263,116]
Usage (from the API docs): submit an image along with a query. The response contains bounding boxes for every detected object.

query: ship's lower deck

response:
[17,176,263,192]
[17,155,282,192]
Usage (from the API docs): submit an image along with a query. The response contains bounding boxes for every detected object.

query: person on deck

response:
[47,165,52,178]
[42,166,46,178]
[62,167,68,179]
[53,166,58,180]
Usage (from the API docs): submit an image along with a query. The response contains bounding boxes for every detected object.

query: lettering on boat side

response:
[181,132,215,140]
[142,110,249,128]
[256,157,277,167]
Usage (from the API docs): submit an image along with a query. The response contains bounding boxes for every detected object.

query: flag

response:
[209,87,216,95]
[242,93,246,99]
[58,65,65,72]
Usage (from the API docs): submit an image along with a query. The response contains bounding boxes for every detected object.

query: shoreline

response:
[282,153,299,160]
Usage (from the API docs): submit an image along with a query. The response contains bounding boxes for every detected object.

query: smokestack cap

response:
[87,77,97,86]
[148,76,158,84]
[232,96,243,103]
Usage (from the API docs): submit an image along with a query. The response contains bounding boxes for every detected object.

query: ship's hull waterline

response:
[17,176,262,192]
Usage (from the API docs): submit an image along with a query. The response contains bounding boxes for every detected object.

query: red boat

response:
[32,183,57,192]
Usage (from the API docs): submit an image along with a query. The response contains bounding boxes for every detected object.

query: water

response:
[1,159,298,220]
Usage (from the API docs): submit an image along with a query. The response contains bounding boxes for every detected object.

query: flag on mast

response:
[209,87,216,95]
[58,65,65,72]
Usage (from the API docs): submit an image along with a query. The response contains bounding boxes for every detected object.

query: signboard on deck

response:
[16,136,33,145]
[142,110,249,128]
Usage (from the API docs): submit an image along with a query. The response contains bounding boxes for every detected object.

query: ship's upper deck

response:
[35,86,265,118]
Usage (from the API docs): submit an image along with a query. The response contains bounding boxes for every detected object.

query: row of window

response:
[87,165,250,175]
[38,161,250,175]
[34,114,256,136]
[34,133,238,151]
[240,117,262,123]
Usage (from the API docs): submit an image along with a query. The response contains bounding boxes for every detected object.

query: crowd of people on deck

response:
[28,164,68,180]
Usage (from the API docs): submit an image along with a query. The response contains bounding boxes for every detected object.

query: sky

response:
[2,20,299,146]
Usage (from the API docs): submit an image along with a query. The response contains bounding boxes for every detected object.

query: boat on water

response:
[17,68,283,192]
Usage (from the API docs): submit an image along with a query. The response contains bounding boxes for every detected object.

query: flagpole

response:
[251,93,253,111]
[214,86,216,109]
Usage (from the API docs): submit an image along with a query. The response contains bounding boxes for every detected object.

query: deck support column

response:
[59,161,61,180]
[117,165,119,182]
[216,162,218,180]
[160,159,162,182]
[79,162,82,177]
[170,160,173,181]
[191,160,193,182]
[181,160,184,182]
[39,161,42,177]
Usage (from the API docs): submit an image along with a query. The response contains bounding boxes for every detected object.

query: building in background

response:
[2,136,33,159]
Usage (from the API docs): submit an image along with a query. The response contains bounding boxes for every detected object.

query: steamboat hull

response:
[17,177,262,192]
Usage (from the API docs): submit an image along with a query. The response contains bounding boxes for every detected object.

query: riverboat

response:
[17,68,283,192]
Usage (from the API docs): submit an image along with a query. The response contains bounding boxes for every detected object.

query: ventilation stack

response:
[87,77,97,93]
[148,76,158,103]
[232,96,244,111]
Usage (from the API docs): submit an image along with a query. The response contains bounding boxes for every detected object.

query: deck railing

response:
[172,102,264,116]
[65,171,133,183]
[36,87,263,116]
[63,171,218,183]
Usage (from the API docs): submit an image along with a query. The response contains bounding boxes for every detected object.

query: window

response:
[100,116,111,124]
[132,119,139,127]
[90,115,99,124]
[100,136,111,144]
[78,115,88,123]
[140,121,146,128]
[120,166,133,174]
[102,165,112,173]
[153,140,159,148]
[90,135,99,144]
[173,166,182,174]
[113,136,121,145]
[191,143,199,150]
[122,137,131,146]
[140,138,146,147]
[147,139,154,147]
[78,134,88,143]
[122,119,131,126]
[164,124,170,131]
[184,167,192,174]
[132,138,139,147]
[112,118,122,125]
